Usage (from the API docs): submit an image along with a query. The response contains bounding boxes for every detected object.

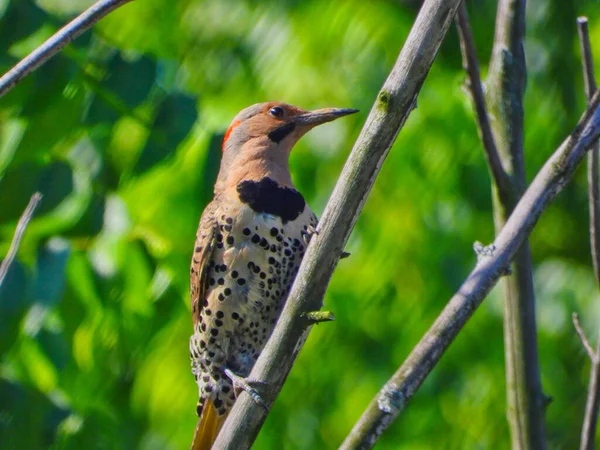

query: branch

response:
[482,0,548,446]
[455,4,512,201]
[339,89,600,450]
[576,16,600,450]
[0,193,42,286]
[580,336,600,450]
[0,0,133,98]
[579,16,600,287]
[573,313,596,362]
[211,0,465,448]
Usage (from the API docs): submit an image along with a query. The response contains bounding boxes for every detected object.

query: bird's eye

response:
[269,106,285,118]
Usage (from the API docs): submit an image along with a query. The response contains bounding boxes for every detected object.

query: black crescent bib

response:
[236,177,305,224]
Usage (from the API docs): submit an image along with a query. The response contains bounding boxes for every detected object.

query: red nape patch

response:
[222,119,241,152]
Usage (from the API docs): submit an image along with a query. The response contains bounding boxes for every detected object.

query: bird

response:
[188,102,357,450]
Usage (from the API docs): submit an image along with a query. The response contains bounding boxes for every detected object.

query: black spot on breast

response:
[268,122,295,143]
[237,177,305,223]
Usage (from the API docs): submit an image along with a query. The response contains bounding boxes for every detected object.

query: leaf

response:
[0,260,28,355]
[85,53,157,125]
[200,132,223,206]
[0,0,48,54]
[63,192,105,238]
[0,161,44,222]
[33,237,71,308]
[132,92,198,175]
[36,161,74,215]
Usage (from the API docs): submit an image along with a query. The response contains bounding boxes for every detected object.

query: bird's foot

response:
[224,368,269,411]
[303,225,319,245]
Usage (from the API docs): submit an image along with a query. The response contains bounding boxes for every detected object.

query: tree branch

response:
[573,313,596,362]
[579,16,600,288]
[0,0,133,98]
[339,89,600,450]
[0,193,42,286]
[576,16,600,450]
[580,335,600,450]
[210,0,464,448]
[455,4,512,201]
[482,0,548,447]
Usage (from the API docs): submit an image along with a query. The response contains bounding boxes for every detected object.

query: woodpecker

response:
[189,102,357,449]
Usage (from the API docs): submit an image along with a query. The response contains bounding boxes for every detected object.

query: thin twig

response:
[0,0,133,98]
[579,16,600,287]
[573,313,596,362]
[211,0,465,448]
[340,90,600,450]
[576,16,600,450]
[0,193,43,286]
[455,4,512,201]
[581,337,600,450]
[579,17,598,107]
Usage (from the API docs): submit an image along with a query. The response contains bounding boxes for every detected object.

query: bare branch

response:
[578,17,597,100]
[455,4,512,200]
[211,0,465,448]
[0,193,42,286]
[480,0,548,446]
[576,16,600,450]
[580,337,600,450]
[340,90,600,450]
[0,0,133,98]
[578,16,600,287]
[573,313,596,361]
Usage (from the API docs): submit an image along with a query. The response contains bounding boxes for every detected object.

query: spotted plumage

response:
[189,102,357,450]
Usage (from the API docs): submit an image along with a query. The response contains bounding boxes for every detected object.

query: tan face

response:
[222,102,358,154]
[215,102,358,189]
[222,103,307,153]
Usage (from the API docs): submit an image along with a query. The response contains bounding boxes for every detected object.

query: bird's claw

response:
[224,368,269,411]
[303,226,319,245]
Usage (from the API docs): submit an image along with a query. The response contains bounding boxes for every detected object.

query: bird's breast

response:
[194,199,317,370]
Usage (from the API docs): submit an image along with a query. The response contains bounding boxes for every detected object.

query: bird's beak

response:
[293,108,359,127]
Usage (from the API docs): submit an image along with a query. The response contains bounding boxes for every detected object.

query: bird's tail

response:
[190,399,227,450]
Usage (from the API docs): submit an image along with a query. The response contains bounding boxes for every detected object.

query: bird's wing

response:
[190,201,218,326]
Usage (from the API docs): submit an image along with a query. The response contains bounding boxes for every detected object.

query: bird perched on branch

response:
[189,102,357,449]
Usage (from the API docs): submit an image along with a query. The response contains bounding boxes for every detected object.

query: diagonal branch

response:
[573,313,596,362]
[0,193,42,286]
[0,0,133,98]
[455,4,512,201]
[340,89,600,450]
[211,0,465,448]
[576,16,600,450]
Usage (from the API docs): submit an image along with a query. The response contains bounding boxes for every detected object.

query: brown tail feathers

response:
[190,399,227,450]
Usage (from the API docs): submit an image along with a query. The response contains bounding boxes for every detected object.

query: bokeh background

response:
[1,0,600,448]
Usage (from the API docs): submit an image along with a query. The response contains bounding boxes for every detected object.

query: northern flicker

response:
[189,102,357,449]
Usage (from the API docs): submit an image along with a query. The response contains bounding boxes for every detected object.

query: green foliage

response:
[1,0,600,448]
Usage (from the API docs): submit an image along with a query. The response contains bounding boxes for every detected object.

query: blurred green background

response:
[1,0,600,448]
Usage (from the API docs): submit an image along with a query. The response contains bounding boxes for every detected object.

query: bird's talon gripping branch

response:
[303,310,335,324]
[303,225,319,245]
[473,241,495,262]
[224,369,269,412]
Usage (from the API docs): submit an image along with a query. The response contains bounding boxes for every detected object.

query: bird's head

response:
[216,102,357,190]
